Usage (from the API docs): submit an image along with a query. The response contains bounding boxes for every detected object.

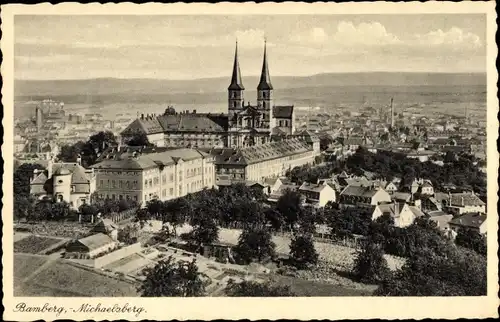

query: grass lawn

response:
[33,262,139,296]
[270,275,377,296]
[14,254,138,297]
[14,235,62,254]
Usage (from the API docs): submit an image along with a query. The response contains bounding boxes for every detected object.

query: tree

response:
[376,246,486,296]
[163,198,189,236]
[118,224,140,245]
[225,280,295,297]
[13,163,44,196]
[276,189,304,230]
[124,130,152,147]
[57,141,86,163]
[14,195,35,222]
[455,227,486,256]
[352,241,391,284]
[234,226,276,264]
[139,257,207,297]
[185,216,219,250]
[51,201,73,221]
[289,235,319,269]
[145,199,165,219]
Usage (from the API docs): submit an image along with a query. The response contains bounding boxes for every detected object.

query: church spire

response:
[257,39,273,90]
[228,40,244,90]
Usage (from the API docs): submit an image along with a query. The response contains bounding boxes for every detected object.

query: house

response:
[385,182,399,193]
[449,212,487,235]
[426,210,453,231]
[372,202,425,228]
[267,183,298,203]
[65,233,117,258]
[30,157,97,209]
[264,177,286,195]
[443,192,486,215]
[298,182,336,207]
[339,185,391,209]
[420,180,434,195]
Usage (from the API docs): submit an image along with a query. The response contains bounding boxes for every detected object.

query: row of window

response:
[98,193,139,202]
[99,179,139,189]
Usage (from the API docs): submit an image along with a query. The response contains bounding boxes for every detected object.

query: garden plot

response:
[14,235,63,254]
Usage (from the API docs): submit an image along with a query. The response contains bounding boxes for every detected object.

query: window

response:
[169,188,173,196]
[99,179,103,187]
[134,195,138,201]
[112,194,116,200]
[119,195,123,200]
[112,180,116,188]
[169,174,174,181]
[81,198,87,205]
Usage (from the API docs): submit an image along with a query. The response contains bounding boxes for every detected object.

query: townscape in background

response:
[13,41,488,298]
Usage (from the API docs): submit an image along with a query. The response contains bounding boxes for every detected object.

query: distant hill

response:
[15,72,486,98]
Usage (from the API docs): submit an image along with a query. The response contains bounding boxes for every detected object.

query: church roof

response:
[228,41,245,91]
[257,41,273,91]
[157,113,228,133]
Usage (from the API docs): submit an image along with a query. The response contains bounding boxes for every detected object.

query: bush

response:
[352,241,391,284]
[289,235,319,269]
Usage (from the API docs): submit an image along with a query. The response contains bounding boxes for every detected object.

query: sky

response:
[14,14,486,80]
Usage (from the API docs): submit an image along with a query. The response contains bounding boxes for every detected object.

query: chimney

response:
[141,114,144,119]
[461,196,465,206]
[394,202,399,215]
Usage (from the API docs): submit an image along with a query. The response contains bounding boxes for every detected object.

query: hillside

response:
[15,72,486,98]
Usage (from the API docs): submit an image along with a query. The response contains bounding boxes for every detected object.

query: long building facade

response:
[121,41,295,149]
[92,147,216,204]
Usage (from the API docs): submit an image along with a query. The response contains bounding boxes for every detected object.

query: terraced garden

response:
[14,235,62,254]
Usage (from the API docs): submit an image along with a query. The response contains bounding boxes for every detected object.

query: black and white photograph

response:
[2,2,498,321]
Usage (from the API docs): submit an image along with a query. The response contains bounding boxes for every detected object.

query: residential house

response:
[443,192,486,215]
[427,210,453,232]
[372,202,425,228]
[339,185,391,209]
[449,212,487,235]
[30,158,97,209]
[298,182,336,207]
[385,181,399,194]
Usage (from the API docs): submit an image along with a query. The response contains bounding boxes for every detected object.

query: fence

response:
[108,207,138,224]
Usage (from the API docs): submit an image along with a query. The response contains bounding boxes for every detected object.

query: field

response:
[14,254,139,297]
[14,235,62,254]
[270,275,376,296]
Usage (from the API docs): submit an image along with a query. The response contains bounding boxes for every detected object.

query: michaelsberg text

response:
[74,303,146,317]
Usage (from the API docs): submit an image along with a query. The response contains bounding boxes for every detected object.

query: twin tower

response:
[227,41,274,135]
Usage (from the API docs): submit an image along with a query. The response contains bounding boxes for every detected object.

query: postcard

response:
[2,2,498,320]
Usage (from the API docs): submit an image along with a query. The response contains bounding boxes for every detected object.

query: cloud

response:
[413,27,482,49]
[290,27,328,45]
[231,29,267,48]
[332,21,401,47]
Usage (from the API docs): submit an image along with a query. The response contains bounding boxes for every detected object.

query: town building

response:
[92,147,216,204]
[30,158,97,209]
[372,202,425,228]
[210,138,318,184]
[339,185,392,209]
[443,192,486,215]
[449,212,487,235]
[298,182,336,207]
[121,41,295,149]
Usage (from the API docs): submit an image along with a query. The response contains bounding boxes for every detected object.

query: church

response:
[121,41,295,149]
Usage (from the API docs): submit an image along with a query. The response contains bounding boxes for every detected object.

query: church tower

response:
[228,41,244,128]
[257,40,273,131]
